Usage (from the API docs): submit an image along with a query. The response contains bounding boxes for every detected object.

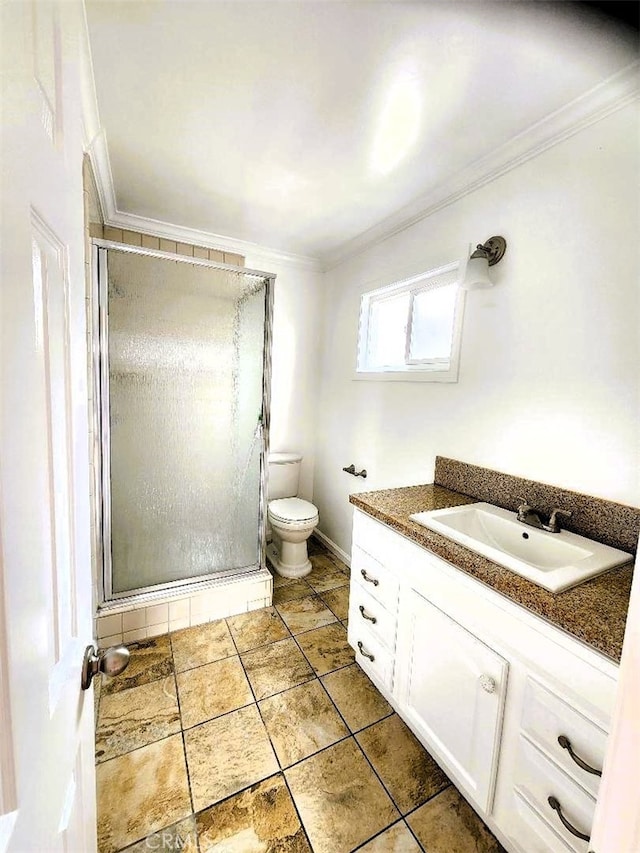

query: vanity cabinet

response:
[347,508,618,853]
[394,588,508,813]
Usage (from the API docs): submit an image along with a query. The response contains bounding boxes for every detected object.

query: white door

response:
[1,2,97,851]
[394,587,508,814]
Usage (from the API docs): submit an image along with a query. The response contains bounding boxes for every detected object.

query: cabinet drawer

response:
[348,583,397,651]
[348,622,394,692]
[521,677,606,799]
[351,545,399,611]
[509,790,575,853]
[514,736,594,852]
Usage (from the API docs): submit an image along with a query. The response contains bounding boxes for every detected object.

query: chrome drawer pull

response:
[357,641,375,662]
[548,796,590,842]
[360,569,379,586]
[558,735,602,777]
[359,605,377,624]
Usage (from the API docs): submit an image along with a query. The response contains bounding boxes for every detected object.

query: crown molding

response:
[105,210,322,272]
[80,11,637,279]
[323,61,640,271]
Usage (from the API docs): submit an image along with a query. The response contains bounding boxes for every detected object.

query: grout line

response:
[349,818,421,852]
[404,816,427,852]
[168,631,196,817]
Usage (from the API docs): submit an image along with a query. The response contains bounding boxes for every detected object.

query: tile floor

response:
[94,539,505,853]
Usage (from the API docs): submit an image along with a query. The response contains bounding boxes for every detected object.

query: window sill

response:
[353,368,458,383]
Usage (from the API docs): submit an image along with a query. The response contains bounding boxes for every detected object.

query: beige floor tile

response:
[170,619,235,672]
[96,733,191,853]
[320,585,350,621]
[305,555,349,593]
[358,822,422,852]
[357,714,450,814]
[95,676,180,762]
[296,622,354,675]
[227,606,290,652]
[276,595,337,635]
[119,816,197,853]
[177,656,253,729]
[273,579,313,604]
[184,704,278,812]
[285,738,399,853]
[259,680,348,767]
[407,787,505,852]
[101,635,173,695]
[321,664,392,732]
[196,773,311,853]
[241,637,315,700]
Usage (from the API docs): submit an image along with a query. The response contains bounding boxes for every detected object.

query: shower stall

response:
[92,242,274,608]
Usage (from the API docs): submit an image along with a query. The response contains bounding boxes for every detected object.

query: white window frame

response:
[354,258,467,383]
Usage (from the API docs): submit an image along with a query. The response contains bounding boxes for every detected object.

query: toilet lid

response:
[269,498,318,523]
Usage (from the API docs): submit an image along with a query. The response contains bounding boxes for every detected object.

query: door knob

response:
[81,644,130,690]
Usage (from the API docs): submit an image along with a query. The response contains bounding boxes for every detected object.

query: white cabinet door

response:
[394,587,508,814]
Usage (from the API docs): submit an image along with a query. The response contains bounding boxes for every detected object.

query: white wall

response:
[243,250,324,502]
[314,103,640,554]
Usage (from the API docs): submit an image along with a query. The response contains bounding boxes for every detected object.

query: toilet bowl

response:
[266,453,318,578]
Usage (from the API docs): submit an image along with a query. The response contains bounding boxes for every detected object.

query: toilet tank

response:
[268,452,303,500]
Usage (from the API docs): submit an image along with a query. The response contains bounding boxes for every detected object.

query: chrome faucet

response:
[516,499,572,534]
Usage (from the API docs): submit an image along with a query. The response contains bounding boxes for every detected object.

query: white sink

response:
[409,502,632,593]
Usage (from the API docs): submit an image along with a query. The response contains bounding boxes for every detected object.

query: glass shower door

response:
[100,248,270,598]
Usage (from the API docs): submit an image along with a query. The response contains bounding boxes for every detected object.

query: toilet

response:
[266,452,319,578]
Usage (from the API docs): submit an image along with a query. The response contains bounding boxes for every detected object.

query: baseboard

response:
[312,529,351,567]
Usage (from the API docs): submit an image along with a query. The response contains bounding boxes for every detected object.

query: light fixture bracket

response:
[470,236,507,266]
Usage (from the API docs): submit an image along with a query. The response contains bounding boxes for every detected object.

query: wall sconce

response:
[461,236,507,290]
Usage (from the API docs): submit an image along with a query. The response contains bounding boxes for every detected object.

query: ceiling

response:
[85,1,637,262]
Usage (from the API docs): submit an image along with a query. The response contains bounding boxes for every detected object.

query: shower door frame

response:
[91,239,275,607]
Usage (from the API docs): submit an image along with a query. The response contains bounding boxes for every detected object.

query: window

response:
[355,260,465,382]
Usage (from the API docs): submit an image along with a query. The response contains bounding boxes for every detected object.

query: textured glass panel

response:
[106,251,266,594]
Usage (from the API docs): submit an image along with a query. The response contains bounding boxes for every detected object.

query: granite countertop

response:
[350,484,633,663]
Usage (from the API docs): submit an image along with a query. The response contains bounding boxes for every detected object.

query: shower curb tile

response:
[122,628,147,644]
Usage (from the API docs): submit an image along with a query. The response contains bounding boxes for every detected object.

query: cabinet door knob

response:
[479,674,496,693]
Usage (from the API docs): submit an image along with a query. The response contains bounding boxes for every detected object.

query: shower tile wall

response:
[82,161,253,641]
[89,223,245,267]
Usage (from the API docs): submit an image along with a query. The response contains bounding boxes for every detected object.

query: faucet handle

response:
[548,507,573,533]
[516,496,532,511]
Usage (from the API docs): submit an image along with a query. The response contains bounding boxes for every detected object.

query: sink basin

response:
[409,502,632,593]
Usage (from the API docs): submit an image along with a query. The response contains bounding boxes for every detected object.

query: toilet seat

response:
[269,497,318,526]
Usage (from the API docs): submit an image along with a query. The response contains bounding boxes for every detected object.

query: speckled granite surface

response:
[349,483,634,662]
[435,456,640,554]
